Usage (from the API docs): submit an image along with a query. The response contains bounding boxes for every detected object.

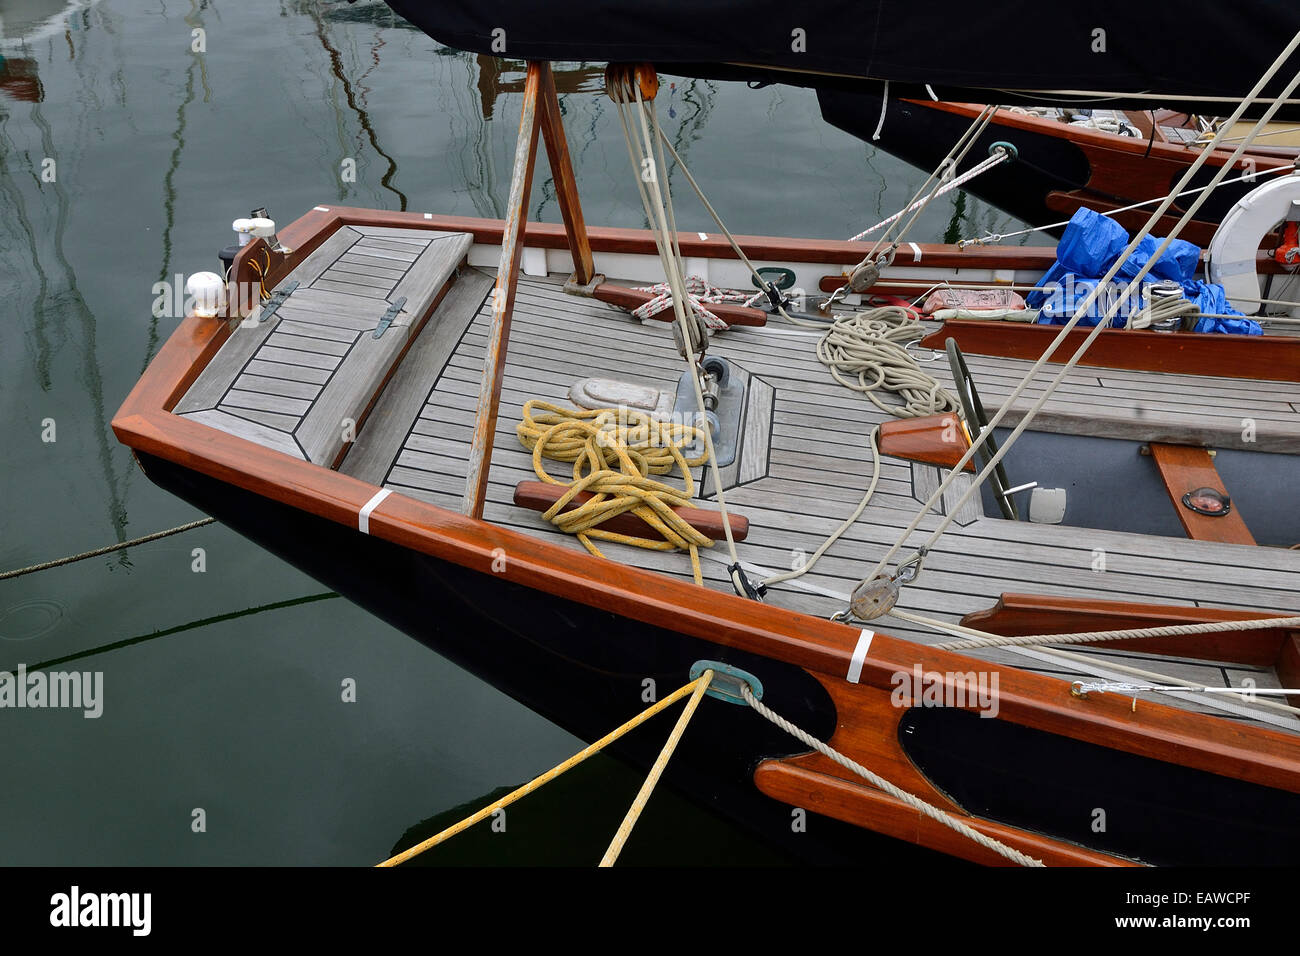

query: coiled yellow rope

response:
[516,400,713,584]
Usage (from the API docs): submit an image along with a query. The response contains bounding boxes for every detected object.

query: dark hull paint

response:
[136,451,1300,865]
[136,452,952,866]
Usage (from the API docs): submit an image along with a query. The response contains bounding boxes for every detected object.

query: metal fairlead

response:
[689,661,763,705]
[989,141,1018,161]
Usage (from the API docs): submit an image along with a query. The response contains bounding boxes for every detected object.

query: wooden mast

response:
[463,61,594,518]
[538,64,595,286]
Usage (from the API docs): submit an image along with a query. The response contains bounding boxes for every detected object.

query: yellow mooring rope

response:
[376,670,713,867]
[600,667,712,866]
[516,399,713,584]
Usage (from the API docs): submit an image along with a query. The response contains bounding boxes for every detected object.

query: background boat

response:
[818,93,1300,243]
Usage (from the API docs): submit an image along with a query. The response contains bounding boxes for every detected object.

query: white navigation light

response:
[232,217,256,246]
[249,217,277,238]
[186,271,226,318]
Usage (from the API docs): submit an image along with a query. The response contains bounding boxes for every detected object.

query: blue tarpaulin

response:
[1029,209,1260,334]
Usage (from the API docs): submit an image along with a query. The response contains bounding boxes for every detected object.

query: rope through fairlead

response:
[375,670,714,867]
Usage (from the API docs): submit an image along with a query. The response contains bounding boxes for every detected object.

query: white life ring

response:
[1207,173,1300,316]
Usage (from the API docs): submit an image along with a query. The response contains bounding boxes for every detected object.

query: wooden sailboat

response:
[113,21,1300,866]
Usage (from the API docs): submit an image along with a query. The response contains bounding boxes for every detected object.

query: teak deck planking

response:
[174,226,471,465]
[329,269,1300,727]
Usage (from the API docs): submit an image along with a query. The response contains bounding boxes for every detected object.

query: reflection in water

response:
[451,53,501,220]
[464,59,719,228]
[0,56,42,102]
[387,756,790,866]
[4,76,133,551]
[476,58,612,218]
[943,189,968,246]
[0,111,57,389]
[670,77,716,161]
[142,0,206,373]
[304,0,408,211]
[474,56,606,121]
[19,592,339,672]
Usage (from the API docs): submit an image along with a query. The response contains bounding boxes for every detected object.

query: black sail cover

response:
[381,1,1300,117]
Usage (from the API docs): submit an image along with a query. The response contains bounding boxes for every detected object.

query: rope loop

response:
[516,400,714,582]
[816,307,960,418]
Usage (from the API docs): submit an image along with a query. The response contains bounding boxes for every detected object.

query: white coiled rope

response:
[815,307,960,418]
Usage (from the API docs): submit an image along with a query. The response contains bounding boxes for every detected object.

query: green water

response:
[0,0,1023,866]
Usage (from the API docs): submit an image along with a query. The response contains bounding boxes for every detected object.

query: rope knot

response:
[631,276,743,330]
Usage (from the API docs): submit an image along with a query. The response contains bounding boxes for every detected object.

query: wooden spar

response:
[537,63,595,285]
[463,62,543,519]
[464,60,597,516]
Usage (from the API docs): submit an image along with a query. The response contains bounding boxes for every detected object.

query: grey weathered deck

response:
[338,271,1300,729]
[174,225,471,464]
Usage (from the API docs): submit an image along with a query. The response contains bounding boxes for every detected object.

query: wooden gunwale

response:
[919,99,1296,168]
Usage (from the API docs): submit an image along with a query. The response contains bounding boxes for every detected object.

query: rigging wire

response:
[853,30,1300,603]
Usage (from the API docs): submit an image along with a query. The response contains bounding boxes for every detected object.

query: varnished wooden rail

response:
[918,320,1300,383]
